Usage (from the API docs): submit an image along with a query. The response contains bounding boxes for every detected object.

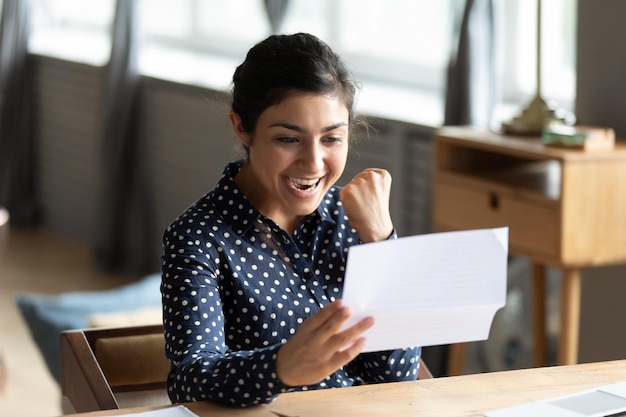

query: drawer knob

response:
[489,193,500,210]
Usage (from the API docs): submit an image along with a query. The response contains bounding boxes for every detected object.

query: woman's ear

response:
[229,111,251,148]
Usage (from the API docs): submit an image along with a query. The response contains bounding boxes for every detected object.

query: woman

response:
[161,33,422,408]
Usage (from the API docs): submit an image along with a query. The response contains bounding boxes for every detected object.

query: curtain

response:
[422,0,495,377]
[263,0,290,34]
[0,0,38,225]
[443,0,494,128]
[95,0,155,274]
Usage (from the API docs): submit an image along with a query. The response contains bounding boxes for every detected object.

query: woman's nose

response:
[300,142,324,171]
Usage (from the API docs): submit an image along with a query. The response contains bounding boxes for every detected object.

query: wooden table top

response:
[68,359,626,417]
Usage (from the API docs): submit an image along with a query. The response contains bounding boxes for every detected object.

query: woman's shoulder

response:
[163,191,219,237]
[164,161,245,236]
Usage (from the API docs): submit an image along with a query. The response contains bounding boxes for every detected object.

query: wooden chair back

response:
[60,324,171,413]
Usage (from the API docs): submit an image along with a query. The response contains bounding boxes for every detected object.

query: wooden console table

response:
[431,126,626,374]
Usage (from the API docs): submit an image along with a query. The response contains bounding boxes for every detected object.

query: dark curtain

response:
[263,0,290,34]
[95,0,155,274]
[443,0,494,127]
[422,0,495,377]
[0,0,38,225]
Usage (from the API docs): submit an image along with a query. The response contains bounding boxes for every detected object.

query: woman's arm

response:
[345,347,422,383]
[161,229,289,407]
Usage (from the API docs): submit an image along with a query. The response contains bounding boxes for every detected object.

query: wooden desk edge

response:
[64,360,626,417]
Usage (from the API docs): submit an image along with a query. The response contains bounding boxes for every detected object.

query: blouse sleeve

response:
[161,226,290,407]
[344,347,422,383]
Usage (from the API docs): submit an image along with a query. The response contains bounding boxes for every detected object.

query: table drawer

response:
[433,183,559,258]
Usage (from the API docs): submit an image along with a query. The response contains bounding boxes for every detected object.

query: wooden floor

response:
[0,227,141,417]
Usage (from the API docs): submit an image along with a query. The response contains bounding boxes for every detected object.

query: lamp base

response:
[501,95,569,136]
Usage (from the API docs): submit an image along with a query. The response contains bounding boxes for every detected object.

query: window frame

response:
[27,0,578,127]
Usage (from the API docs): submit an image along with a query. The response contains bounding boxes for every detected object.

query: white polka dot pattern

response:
[161,161,421,407]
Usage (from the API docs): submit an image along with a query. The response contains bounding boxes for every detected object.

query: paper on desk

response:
[341,227,508,352]
[111,405,199,417]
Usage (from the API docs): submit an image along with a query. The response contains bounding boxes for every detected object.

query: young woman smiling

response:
[160,33,422,408]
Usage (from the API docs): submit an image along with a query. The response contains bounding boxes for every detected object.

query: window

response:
[30,0,114,65]
[28,0,577,126]
[494,0,577,109]
[283,0,455,92]
[135,0,454,92]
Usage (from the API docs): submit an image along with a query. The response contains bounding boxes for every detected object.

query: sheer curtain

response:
[96,0,155,274]
[443,0,495,128]
[0,0,38,225]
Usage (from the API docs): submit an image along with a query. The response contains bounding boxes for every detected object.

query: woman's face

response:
[232,93,350,232]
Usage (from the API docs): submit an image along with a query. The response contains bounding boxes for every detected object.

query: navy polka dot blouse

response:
[161,161,422,407]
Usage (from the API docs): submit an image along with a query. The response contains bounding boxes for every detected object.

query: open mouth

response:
[286,176,321,192]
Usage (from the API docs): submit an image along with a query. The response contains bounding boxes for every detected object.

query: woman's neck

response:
[234,163,301,235]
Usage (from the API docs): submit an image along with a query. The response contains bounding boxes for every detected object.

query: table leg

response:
[559,268,581,365]
[447,342,467,376]
[531,263,547,367]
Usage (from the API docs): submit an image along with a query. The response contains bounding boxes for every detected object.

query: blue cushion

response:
[14,273,162,384]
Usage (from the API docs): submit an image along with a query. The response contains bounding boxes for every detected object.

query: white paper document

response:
[341,227,508,352]
[111,405,199,417]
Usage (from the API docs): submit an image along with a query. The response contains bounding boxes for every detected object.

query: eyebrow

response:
[269,122,348,133]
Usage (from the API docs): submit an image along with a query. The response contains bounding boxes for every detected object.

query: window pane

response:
[541,0,576,102]
[282,0,331,40]
[40,0,113,27]
[506,0,576,103]
[340,0,452,68]
[196,0,269,55]
[139,0,192,39]
[282,0,453,90]
[30,0,114,65]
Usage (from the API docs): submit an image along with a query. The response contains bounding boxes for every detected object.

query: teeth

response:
[287,176,319,191]
[291,177,318,186]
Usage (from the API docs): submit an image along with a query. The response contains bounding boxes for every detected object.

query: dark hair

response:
[231,33,359,135]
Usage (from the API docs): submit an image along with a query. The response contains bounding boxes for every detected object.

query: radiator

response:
[32,56,104,243]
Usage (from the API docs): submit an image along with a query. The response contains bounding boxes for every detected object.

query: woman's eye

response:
[277,136,298,143]
[324,136,343,143]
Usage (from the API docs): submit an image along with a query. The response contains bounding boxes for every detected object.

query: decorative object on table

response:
[541,125,616,152]
[501,0,572,135]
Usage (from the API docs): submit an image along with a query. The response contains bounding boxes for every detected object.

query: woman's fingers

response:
[298,299,345,334]
[275,303,374,387]
[306,302,374,350]
[328,314,374,352]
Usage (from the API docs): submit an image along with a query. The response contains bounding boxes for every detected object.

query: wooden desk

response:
[431,126,626,372]
[66,360,626,417]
